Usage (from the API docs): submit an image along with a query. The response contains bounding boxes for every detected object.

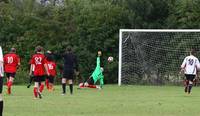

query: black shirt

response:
[63,52,78,72]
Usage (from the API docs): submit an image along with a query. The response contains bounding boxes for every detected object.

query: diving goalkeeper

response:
[79,50,104,89]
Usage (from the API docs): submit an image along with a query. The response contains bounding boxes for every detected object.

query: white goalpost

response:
[118,29,200,86]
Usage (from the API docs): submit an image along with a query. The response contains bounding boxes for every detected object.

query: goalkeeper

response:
[79,50,104,89]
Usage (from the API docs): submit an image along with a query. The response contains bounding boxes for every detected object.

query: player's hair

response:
[45,50,53,61]
[35,46,43,52]
[10,48,16,53]
[65,47,72,53]
[190,49,196,55]
[67,47,72,52]
[46,50,52,54]
[46,54,53,61]
[97,48,102,52]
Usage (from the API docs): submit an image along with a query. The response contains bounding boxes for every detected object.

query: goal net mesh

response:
[120,31,200,85]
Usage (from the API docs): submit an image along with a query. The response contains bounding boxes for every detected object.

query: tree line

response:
[0,0,200,84]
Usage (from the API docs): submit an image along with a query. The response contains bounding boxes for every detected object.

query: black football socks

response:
[62,83,66,94]
[0,100,3,116]
[69,84,73,94]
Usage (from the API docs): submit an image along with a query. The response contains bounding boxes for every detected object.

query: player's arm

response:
[42,56,50,76]
[0,48,4,77]
[17,55,21,66]
[29,58,34,75]
[17,55,20,69]
[195,59,200,80]
[3,56,6,66]
[53,51,64,59]
[29,64,34,76]
[180,58,187,74]
[44,63,50,76]
[0,59,3,77]
[74,55,79,75]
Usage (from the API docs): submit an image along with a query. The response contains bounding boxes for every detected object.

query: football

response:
[108,56,114,62]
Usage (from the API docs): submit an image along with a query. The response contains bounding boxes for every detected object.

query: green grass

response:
[3,85,200,116]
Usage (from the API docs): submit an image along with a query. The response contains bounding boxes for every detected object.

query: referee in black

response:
[61,47,79,95]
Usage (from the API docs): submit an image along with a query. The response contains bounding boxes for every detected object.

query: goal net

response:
[118,29,200,86]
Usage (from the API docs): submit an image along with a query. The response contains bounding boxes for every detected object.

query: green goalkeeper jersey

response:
[92,56,104,87]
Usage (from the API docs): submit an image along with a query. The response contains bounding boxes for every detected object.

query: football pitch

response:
[3,85,200,116]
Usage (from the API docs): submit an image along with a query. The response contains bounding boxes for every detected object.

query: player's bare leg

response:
[7,76,14,95]
[61,78,66,95]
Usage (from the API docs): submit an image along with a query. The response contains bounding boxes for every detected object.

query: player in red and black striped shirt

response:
[4,48,20,95]
[45,51,56,92]
[29,46,49,99]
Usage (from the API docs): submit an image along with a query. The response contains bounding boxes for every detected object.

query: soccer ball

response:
[108,56,114,62]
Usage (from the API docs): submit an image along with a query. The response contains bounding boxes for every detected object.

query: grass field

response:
[3,85,200,116]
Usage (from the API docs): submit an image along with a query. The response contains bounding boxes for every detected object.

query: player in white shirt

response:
[0,46,4,115]
[180,49,200,94]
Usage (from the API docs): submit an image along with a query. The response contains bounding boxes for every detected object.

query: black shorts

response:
[47,76,55,83]
[0,77,3,93]
[6,73,16,78]
[34,76,45,82]
[87,77,94,85]
[185,74,195,81]
[63,71,74,80]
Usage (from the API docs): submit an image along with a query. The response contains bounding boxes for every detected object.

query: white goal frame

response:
[118,29,200,86]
